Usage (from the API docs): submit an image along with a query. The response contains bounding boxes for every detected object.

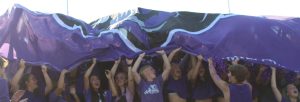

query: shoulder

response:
[0,78,6,83]
[49,91,59,102]
[0,78,8,88]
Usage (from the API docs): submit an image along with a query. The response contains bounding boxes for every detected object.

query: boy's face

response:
[143,66,156,80]
[227,71,236,83]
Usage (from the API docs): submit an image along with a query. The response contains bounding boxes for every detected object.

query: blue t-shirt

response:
[0,78,9,102]
[49,91,66,102]
[20,90,46,102]
[257,85,277,102]
[192,79,219,100]
[229,84,252,102]
[166,76,188,99]
[139,75,164,102]
[84,88,112,102]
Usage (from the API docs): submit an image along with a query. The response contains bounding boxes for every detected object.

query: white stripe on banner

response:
[98,29,142,53]
[52,14,86,38]
[161,14,236,47]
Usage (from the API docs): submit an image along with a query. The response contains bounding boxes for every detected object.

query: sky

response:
[0,0,300,22]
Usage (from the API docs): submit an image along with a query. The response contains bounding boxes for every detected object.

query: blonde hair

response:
[139,65,152,79]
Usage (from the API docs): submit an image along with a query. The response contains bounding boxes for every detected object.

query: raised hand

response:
[105,70,112,79]
[19,59,26,69]
[70,85,77,95]
[41,65,48,73]
[115,58,121,64]
[271,67,276,71]
[11,90,26,102]
[139,52,146,58]
[61,69,68,75]
[126,58,133,65]
[197,55,204,60]
[92,58,97,65]
[156,50,166,55]
[208,57,213,66]
[172,47,181,53]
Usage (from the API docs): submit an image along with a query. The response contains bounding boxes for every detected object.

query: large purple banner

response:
[1,4,300,71]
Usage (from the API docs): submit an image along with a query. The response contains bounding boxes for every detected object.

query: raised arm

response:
[11,59,26,93]
[84,58,97,90]
[163,48,181,70]
[132,53,145,84]
[126,59,135,95]
[208,58,228,93]
[256,66,267,85]
[271,67,282,102]
[41,65,53,95]
[0,57,8,80]
[105,70,118,97]
[70,85,80,102]
[157,50,171,81]
[111,58,121,77]
[168,48,181,62]
[188,55,203,84]
[55,69,68,96]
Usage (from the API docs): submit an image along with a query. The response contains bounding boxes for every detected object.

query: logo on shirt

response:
[144,84,160,94]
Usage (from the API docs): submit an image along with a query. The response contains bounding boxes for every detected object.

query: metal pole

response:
[227,0,231,14]
[66,0,69,15]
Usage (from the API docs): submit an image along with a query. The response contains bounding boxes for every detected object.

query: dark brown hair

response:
[228,64,249,83]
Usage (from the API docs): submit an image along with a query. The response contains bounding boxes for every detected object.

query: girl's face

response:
[198,66,205,77]
[26,74,38,90]
[115,73,127,87]
[90,75,101,89]
[171,64,182,79]
[287,84,299,98]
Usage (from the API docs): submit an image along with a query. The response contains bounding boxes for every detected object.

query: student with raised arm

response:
[11,60,53,102]
[0,57,9,102]
[208,58,252,102]
[110,58,135,102]
[84,58,115,102]
[132,50,171,102]
[49,69,81,102]
[188,55,219,102]
[271,67,299,102]
[166,48,190,102]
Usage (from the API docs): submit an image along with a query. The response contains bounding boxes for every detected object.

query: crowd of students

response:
[0,48,299,102]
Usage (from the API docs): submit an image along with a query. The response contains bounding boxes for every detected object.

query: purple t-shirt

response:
[84,89,112,102]
[229,84,252,102]
[192,79,218,100]
[138,75,164,102]
[0,78,9,102]
[113,87,133,102]
[20,90,46,102]
[167,76,188,99]
[49,91,66,102]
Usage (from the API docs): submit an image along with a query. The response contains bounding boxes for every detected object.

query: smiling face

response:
[171,63,182,79]
[26,74,38,90]
[115,72,127,87]
[140,65,156,81]
[90,75,101,90]
[198,66,206,77]
[287,84,299,98]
